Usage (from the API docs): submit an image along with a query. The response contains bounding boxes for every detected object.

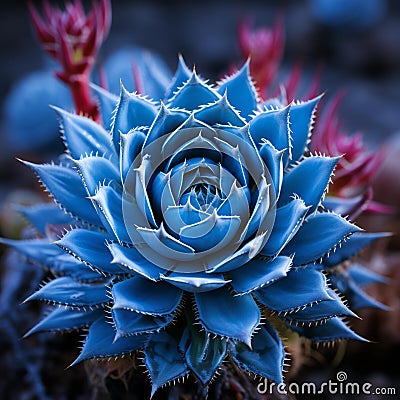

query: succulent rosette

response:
[1,56,384,395]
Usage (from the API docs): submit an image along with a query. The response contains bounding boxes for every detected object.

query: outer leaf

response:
[289,317,366,342]
[261,198,310,256]
[111,84,157,149]
[112,308,174,339]
[73,155,120,196]
[289,96,321,162]
[168,71,220,111]
[71,317,146,365]
[279,155,340,211]
[53,106,115,160]
[255,268,332,312]
[56,229,125,275]
[194,92,246,127]
[25,307,102,337]
[144,332,189,397]
[321,232,391,268]
[230,256,292,294]
[329,272,389,311]
[217,61,258,120]
[22,161,102,226]
[249,106,290,163]
[282,212,361,265]
[108,242,164,281]
[15,203,73,235]
[194,286,260,346]
[347,262,389,286]
[25,276,109,307]
[323,194,364,216]
[185,328,227,386]
[90,82,118,129]
[284,289,358,323]
[112,276,182,316]
[164,54,192,99]
[231,322,285,383]
[50,254,103,283]
[0,238,63,267]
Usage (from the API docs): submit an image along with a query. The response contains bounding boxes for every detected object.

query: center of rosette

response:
[122,127,277,273]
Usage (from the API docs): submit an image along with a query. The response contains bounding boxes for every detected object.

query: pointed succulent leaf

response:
[290,317,366,342]
[289,96,321,162]
[120,128,146,181]
[194,92,246,127]
[179,212,241,252]
[22,161,102,226]
[51,254,103,282]
[112,276,182,316]
[90,82,119,129]
[347,262,389,286]
[249,106,291,163]
[231,322,285,383]
[108,242,164,281]
[334,277,390,310]
[185,328,227,386]
[258,140,285,198]
[144,331,189,397]
[72,316,147,365]
[165,54,192,99]
[25,307,102,336]
[285,289,358,323]
[73,155,120,195]
[279,155,340,211]
[261,198,310,256]
[322,232,391,268]
[91,185,131,243]
[112,308,174,338]
[0,238,63,267]
[206,232,268,273]
[25,276,109,307]
[136,224,196,259]
[111,84,157,149]
[323,195,364,216]
[15,203,73,235]
[194,286,260,346]
[230,256,292,294]
[168,71,220,111]
[282,212,361,265]
[160,271,229,293]
[53,106,116,160]
[56,229,124,275]
[217,61,258,120]
[143,104,189,147]
[255,268,332,312]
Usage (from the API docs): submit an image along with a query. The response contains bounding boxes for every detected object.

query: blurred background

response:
[0,1,399,399]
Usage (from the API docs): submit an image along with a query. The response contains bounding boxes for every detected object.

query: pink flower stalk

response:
[311,92,392,218]
[238,15,284,97]
[28,0,111,122]
[283,61,322,103]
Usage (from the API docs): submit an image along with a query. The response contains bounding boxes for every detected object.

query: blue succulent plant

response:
[1,55,387,396]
